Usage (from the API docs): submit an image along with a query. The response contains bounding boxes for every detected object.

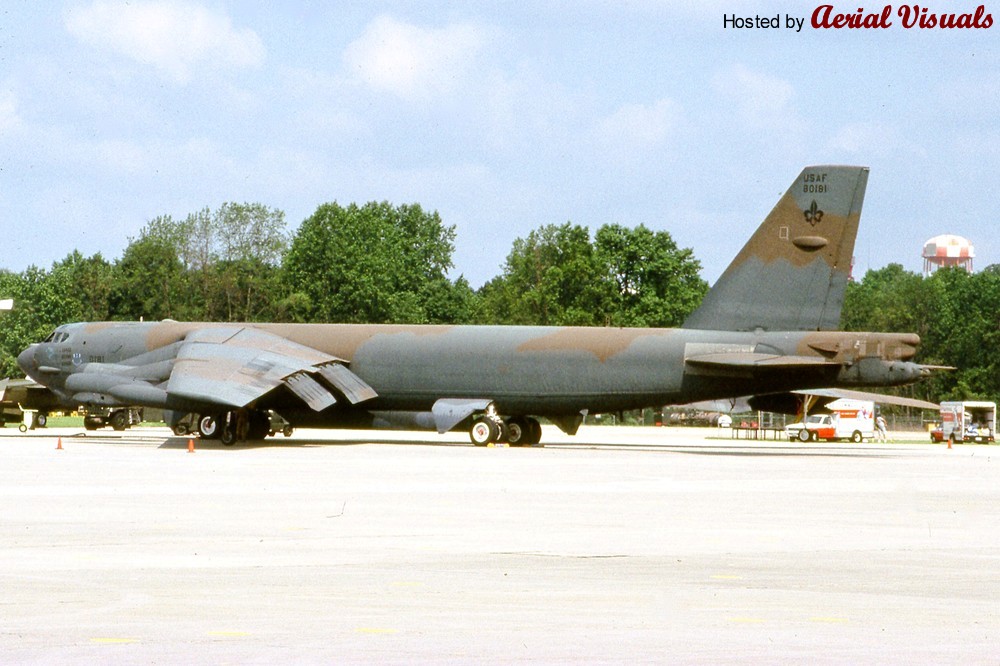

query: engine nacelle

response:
[836,357,925,387]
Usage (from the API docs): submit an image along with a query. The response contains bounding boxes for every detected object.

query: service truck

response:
[785,399,875,443]
[938,401,996,444]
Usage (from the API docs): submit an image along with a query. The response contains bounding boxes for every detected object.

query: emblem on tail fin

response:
[804,201,824,226]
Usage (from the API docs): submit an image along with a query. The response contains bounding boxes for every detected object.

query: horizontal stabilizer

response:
[317,362,378,404]
[686,352,837,369]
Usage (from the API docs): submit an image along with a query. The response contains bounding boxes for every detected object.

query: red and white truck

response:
[785,399,875,443]
[935,401,996,444]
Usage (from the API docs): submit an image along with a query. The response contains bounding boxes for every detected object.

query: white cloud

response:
[64,0,264,84]
[595,98,680,157]
[709,64,806,156]
[826,122,927,159]
[0,88,20,133]
[713,64,795,122]
[343,15,483,101]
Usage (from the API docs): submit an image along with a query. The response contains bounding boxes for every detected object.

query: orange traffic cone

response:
[187,438,195,453]
[56,437,63,450]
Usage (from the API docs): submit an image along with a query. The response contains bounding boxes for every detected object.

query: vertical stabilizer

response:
[682,165,868,332]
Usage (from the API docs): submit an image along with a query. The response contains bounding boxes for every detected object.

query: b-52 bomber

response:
[18,166,935,445]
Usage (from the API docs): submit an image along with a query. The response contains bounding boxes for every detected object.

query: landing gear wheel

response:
[470,417,499,446]
[494,419,509,444]
[172,423,189,436]
[247,411,270,440]
[36,414,47,428]
[220,423,237,446]
[526,418,542,444]
[198,414,221,439]
[506,417,527,446]
[506,417,540,446]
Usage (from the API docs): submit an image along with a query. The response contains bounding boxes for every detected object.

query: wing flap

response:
[317,362,378,405]
[286,372,338,411]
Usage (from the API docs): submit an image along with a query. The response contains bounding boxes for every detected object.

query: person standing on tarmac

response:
[875,413,888,442]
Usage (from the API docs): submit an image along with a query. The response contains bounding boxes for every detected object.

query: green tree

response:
[478,223,608,325]
[283,201,467,323]
[0,253,115,376]
[478,222,706,327]
[842,265,1000,403]
[595,224,707,327]
[113,203,288,321]
[841,263,928,335]
[921,267,1000,401]
[110,231,188,321]
[0,269,35,377]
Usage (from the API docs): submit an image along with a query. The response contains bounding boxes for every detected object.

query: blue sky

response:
[1,1,997,287]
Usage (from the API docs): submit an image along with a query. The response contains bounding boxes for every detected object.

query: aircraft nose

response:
[17,345,37,376]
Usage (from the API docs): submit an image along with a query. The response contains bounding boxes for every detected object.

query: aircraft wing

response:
[749,388,939,415]
[167,327,377,410]
[0,377,65,410]
[791,388,939,411]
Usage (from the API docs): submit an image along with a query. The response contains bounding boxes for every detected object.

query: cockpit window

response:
[43,331,70,343]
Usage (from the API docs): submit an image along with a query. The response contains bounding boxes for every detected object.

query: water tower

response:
[922,234,974,276]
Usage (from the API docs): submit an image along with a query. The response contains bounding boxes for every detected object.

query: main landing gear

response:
[469,407,542,447]
[194,410,283,445]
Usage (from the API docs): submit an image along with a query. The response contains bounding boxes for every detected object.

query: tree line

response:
[1,199,995,405]
[0,201,708,377]
[842,263,1000,403]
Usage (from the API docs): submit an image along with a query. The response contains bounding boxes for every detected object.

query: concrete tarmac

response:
[1,425,998,664]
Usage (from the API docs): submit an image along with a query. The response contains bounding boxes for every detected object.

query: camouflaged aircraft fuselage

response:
[20,320,923,415]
